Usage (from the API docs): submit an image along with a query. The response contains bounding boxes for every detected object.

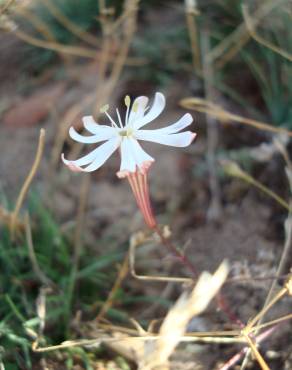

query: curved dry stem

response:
[11,25,144,65]
[129,232,193,283]
[181,97,292,137]
[10,129,46,239]
[12,28,99,58]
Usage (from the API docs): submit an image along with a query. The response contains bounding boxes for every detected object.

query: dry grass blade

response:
[180,97,292,137]
[140,261,229,370]
[221,160,291,212]
[10,128,45,239]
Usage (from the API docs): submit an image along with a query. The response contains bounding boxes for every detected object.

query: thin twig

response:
[250,313,292,333]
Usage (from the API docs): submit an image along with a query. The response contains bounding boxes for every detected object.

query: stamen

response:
[100,104,118,128]
[104,111,118,128]
[124,95,131,107]
[125,95,130,127]
[100,104,109,113]
[116,108,123,128]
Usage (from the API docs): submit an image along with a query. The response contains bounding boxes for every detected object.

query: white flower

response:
[62,92,196,176]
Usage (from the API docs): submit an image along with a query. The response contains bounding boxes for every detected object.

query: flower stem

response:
[154,224,244,326]
[126,167,243,326]
[153,225,197,277]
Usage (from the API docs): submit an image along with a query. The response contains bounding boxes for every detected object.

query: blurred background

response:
[0,0,292,369]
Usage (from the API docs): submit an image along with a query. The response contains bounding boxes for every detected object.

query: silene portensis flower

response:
[62,92,196,228]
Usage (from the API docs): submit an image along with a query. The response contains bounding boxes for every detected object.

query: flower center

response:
[119,127,134,138]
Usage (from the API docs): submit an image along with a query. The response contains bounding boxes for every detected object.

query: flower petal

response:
[69,125,116,144]
[135,92,166,129]
[128,96,149,126]
[120,138,137,172]
[135,130,196,147]
[152,113,193,134]
[128,138,154,167]
[82,116,114,134]
[62,137,120,172]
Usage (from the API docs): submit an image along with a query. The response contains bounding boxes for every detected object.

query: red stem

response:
[153,225,197,277]
[126,169,243,326]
